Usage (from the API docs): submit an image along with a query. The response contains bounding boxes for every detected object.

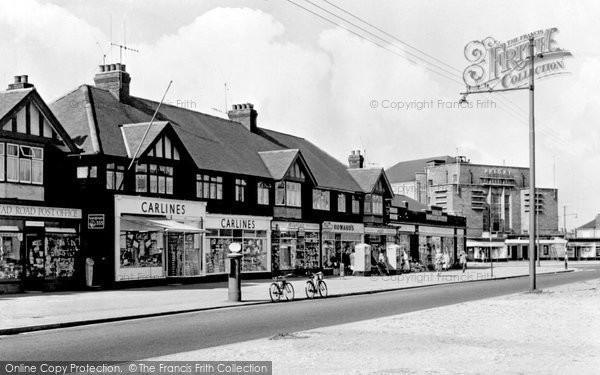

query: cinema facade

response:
[0,67,467,293]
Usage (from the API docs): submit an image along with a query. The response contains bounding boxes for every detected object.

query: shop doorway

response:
[24,231,45,289]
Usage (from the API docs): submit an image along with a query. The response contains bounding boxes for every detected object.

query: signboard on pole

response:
[463,28,572,90]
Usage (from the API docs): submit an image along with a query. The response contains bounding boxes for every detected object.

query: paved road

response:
[1,266,599,361]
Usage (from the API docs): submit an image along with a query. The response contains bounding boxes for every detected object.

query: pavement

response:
[152,273,600,374]
[0,261,580,335]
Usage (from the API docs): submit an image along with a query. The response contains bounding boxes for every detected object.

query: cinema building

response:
[386,155,560,261]
[0,76,83,293]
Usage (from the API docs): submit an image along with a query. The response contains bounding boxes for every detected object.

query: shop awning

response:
[120,216,207,233]
[146,219,207,233]
[466,240,505,248]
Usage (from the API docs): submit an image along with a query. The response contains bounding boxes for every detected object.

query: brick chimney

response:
[94,63,131,102]
[348,150,364,169]
[7,75,34,90]
[228,103,258,132]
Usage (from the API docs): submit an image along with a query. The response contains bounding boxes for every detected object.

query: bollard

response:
[227,243,243,302]
[85,258,94,287]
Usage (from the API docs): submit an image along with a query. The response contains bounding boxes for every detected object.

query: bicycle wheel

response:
[305,281,316,299]
[284,282,295,301]
[317,280,328,297]
[269,283,281,302]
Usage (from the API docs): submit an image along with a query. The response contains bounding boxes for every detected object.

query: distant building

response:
[386,156,560,260]
[567,215,600,260]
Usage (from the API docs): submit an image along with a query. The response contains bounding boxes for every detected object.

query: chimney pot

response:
[121,64,126,72]
[21,75,28,84]
[116,63,122,71]
[110,64,116,71]
[14,76,21,83]
[228,102,258,133]
[99,65,106,72]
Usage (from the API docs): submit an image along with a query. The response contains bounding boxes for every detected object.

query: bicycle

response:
[269,273,295,302]
[305,271,328,298]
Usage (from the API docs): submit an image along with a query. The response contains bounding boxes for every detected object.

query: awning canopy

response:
[466,240,505,248]
[121,215,207,233]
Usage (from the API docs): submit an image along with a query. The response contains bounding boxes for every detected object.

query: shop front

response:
[0,203,82,293]
[365,226,398,266]
[114,195,206,282]
[321,221,364,274]
[205,214,271,275]
[271,221,319,274]
[467,239,507,261]
[417,226,457,268]
[389,223,416,266]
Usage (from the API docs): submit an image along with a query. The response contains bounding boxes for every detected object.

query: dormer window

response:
[275,181,301,207]
[135,163,173,195]
[364,194,383,215]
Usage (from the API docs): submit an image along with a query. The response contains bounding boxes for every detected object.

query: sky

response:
[0,0,598,229]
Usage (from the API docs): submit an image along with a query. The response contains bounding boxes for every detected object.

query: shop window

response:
[136,163,174,195]
[196,174,223,200]
[0,233,22,280]
[312,189,330,210]
[235,178,247,202]
[275,181,301,207]
[257,182,270,205]
[106,163,125,190]
[338,193,346,213]
[76,165,97,179]
[206,229,268,274]
[5,143,43,184]
[120,231,163,269]
[352,195,360,214]
[166,233,201,277]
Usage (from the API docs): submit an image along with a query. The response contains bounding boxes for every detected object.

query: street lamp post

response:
[461,37,537,291]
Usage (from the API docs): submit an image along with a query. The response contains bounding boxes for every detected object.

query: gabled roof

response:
[258,128,362,192]
[120,121,169,158]
[258,149,299,180]
[0,88,79,152]
[0,88,32,121]
[258,149,317,184]
[347,168,394,197]
[577,217,599,230]
[391,194,428,211]
[386,155,456,183]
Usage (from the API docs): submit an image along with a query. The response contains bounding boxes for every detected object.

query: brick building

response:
[386,156,560,260]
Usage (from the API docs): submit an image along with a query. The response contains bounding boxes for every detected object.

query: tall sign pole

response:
[460,28,572,292]
[528,37,536,291]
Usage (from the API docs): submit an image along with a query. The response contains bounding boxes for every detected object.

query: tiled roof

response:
[258,149,300,180]
[120,121,169,158]
[577,218,599,230]
[391,194,428,211]
[258,128,362,192]
[0,88,34,122]
[50,86,285,177]
[347,168,384,193]
[386,155,456,183]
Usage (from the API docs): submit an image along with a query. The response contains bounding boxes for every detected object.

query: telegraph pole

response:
[528,37,536,291]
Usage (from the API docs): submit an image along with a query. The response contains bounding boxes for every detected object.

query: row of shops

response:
[0,195,467,292]
[467,237,600,261]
